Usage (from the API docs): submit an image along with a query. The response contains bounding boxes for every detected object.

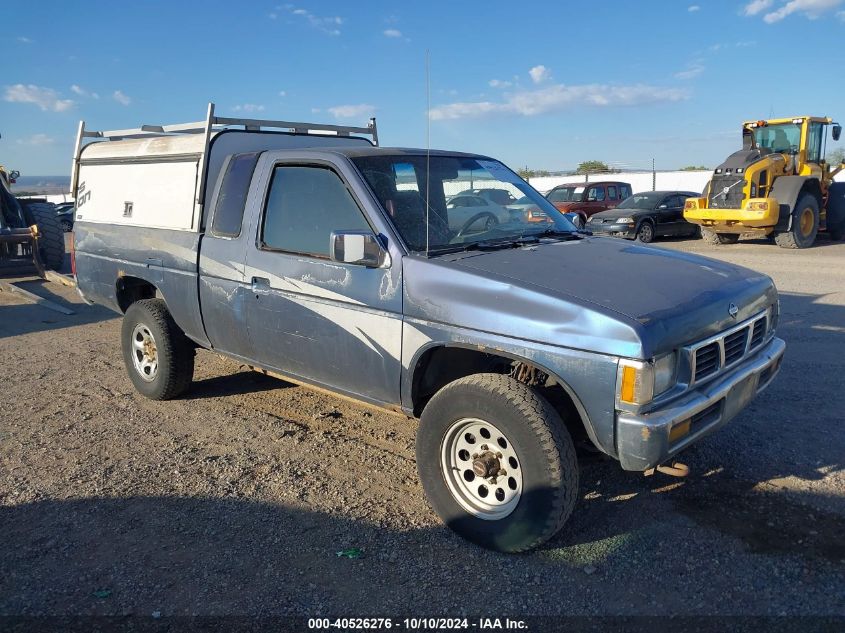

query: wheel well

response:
[411,346,591,445]
[115,276,158,313]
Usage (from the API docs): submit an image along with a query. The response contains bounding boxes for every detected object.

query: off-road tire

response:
[827,183,845,241]
[635,220,654,243]
[416,373,579,553]
[702,229,740,245]
[774,193,819,249]
[121,299,194,400]
[22,202,65,270]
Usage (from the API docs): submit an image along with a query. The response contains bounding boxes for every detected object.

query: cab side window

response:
[261,165,371,258]
[587,186,606,202]
[607,185,618,201]
[620,185,632,200]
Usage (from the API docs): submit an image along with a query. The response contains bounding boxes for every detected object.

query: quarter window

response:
[211,152,260,237]
[261,165,371,257]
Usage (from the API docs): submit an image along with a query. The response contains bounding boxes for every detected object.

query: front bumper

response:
[615,336,785,471]
[588,222,636,238]
[683,197,779,232]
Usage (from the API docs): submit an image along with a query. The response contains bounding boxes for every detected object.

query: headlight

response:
[653,352,677,397]
[616,217,634,224]
[618,353,677,406]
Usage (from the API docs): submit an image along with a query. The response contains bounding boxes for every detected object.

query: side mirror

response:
[658,204,668,209]
[833,124,842,142]
[330,231,388,268]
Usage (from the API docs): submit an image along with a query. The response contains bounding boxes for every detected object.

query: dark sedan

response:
[586,190,700,243]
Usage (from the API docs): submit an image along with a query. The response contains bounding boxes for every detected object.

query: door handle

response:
[251,276,271,294]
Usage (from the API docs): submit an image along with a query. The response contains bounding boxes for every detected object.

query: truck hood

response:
[403,236,776,358]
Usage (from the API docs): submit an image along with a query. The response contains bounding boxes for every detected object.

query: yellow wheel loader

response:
[684,116,845,248]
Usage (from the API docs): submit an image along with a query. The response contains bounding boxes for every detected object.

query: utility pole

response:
[652,158,656,191]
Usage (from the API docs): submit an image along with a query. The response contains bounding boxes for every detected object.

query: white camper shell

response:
[71,103,378,232]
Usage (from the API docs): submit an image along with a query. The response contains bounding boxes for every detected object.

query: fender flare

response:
[770,176,819,231]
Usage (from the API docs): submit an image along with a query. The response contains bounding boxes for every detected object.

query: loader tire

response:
[702,229,739,245]
[23,202,65,270]
[827,183,845,241]
[121,299,194,400]
[774,193,819,249]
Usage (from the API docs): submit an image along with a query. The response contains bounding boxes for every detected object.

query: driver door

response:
[243,158,403,405]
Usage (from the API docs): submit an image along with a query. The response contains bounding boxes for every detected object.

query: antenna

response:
[425,49,431,256]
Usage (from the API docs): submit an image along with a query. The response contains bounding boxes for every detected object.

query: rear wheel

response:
[635,221,654,243]
[416,373,579,553]
[774,193,819,249]
[121,299,194,400]
[827,183,845,241]
[702,229,739,245]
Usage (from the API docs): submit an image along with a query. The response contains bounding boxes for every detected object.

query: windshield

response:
[753,123,801,153]
[617,193,662,209]
[547,186,584,203]
[352,154,577,254]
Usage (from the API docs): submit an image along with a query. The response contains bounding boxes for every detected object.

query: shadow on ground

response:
[0,278,114,339]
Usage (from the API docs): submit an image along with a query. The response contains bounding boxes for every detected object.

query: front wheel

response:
[702,229,739,245]
[416,374,579,553]
[774,193,819,249]
[635,221,654,243]
[121,299,194,400]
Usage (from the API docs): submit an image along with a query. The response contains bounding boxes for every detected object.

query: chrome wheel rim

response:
[440,418,523,520]
[131,323,158,382]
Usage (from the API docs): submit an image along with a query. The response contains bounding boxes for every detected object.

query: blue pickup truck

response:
[72,105,785,552]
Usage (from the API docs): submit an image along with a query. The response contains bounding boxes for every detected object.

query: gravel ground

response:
[0,233,843,617]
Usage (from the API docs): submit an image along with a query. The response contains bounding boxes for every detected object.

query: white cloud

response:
[284,6,343,35]
[268,12,277,19]
[327,104,375,119]
[488,79,512,89]
[16,133,55,146]
[3,84,74,112]
[232,104,265,113]
[744,0,842,21]
[743,0,774,14]
[278,90,287,97]
[17,36,33,43]
[383,28,402,38]
[688,4,701,10]
[112,90,131,106]
[762,0,843,22]
[429,83,689,121]
[528,65,550,84]
[70,84,100,99]
[674,63,705,79]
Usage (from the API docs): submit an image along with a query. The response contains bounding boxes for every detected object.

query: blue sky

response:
[3,0,844,175]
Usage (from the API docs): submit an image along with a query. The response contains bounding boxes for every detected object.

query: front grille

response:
[689,310,769,386]
[694,342,720,382]
[723,328,748,366]
[708,175,746,209]
[750,317,766,349]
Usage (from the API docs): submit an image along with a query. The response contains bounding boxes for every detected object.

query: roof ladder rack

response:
[71,102,378,197]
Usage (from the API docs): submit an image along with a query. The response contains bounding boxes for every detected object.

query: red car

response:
[545,181,632,227]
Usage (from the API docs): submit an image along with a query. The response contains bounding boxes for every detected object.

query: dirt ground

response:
[0,233,843,617]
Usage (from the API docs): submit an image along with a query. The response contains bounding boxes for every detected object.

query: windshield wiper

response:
[526,228,587,240]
